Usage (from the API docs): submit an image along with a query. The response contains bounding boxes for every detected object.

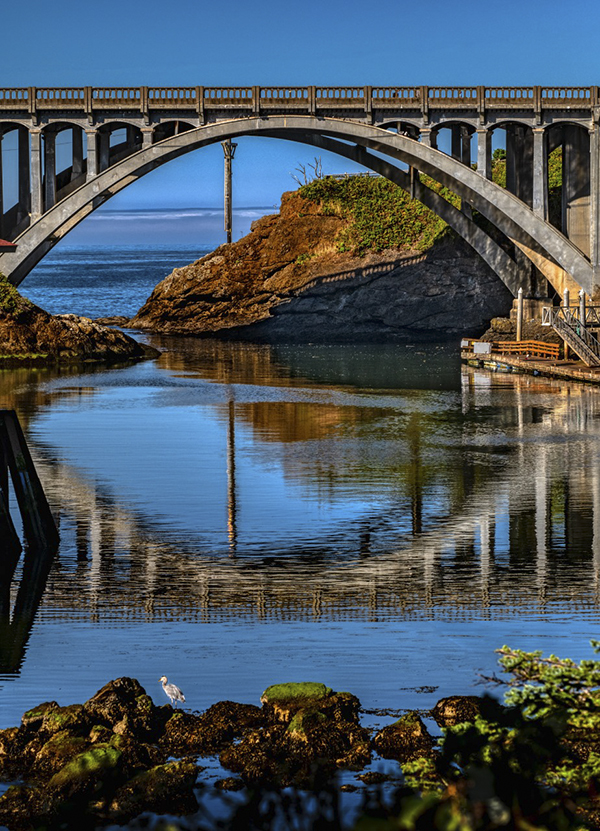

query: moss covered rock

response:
[260,681,333,722]
[47,743,123,798]
[373,712,436,761]
[110,759,200,818]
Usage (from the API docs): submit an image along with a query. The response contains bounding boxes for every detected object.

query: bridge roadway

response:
[0,86,599,296]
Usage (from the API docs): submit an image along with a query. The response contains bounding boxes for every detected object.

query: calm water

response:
[2,245,600,745]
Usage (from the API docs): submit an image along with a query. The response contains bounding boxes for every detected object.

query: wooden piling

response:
[0,410,59,553]
[0,436,22,568]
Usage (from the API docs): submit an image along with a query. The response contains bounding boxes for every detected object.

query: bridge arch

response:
[0,116,592,296]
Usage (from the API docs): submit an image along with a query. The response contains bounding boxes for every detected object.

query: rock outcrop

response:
[130,185,514,342]
[0,277,158,364]
[0,677,449,828]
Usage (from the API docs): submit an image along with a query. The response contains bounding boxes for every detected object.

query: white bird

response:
[159,675,186,708]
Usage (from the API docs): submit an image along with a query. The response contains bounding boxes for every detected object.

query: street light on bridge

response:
[221,139,237,245]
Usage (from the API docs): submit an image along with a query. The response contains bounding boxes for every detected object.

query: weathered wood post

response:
[516,287,523,342]
[563,288,570,359]
[579,289,586,327]
[0,434,22,567]
[0,410,59,553]
[222,138,237,245]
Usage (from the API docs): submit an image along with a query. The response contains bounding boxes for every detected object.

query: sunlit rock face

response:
[130,191,513,343]
[0,279,158,362]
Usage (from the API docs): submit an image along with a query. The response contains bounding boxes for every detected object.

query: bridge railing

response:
[315,87,366,108]
[541,87,596,107]
[0,88,30,109]
[0,85,599,115]
[35,88,86,109]
[485,87,535,105]
[148,88,197,107]
[372,88,421,107]
[203,87,253,107]
[428,87,478,107]
[92,88,142,106]
[260,87,309,107]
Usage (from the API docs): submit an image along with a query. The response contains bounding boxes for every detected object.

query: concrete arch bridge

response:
[0,85,599,298]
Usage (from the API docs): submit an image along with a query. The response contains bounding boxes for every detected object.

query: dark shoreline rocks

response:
[0,277,159,365]
[0,678,482,829]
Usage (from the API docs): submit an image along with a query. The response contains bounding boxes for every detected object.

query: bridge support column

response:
[532,128,548,219]
[563,125,590,257]
[0,134,4,238]
[72,128,84,180]
[18,129,30,222]
[476,128,492,180]
[43,132,57,211]
[141,128,153,149]
[506,125,533,207]
[590,126,600,286]
[99,132,110,172]
[30,130,43,220]
[86,130,98,180]
[419,129,436,149]
[451,126,472,216]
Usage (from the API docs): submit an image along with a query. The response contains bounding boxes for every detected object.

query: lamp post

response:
[221,139,237,244]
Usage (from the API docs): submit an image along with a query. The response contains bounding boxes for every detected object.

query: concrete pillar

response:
[99,132,110,172]
[476,128,492,180]
[590,126,600,280]
[506,124,533,207]
[563,125,591,257]
[85,130,98,180]
[0,134,3,238]
[72,128,84,179]
[17,128,30,220]
[506,125,533,207]
[30,130,43,219]
[516,287,523,341]
[532,127,548,219]
[461,126,471,166]
[141,128,153,149]
[451,125,461,161]
[43,131,57,211]
[420,128,436,149]
[126,125,139,146]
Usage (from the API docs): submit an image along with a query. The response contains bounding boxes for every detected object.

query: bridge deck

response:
[0,85,598,123]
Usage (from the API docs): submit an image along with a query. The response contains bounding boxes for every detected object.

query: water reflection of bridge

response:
[8,365,600,637]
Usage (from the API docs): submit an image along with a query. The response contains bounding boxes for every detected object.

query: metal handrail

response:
[542,306,600,366]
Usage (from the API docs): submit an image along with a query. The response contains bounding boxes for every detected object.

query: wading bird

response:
[159,675,186,708]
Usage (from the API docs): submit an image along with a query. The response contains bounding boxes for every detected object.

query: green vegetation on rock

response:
[0,274,30,315]
[48,744,122,792]
[260,682,333,704]
[299,176,455,255]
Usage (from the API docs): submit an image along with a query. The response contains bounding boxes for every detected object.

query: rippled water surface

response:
[2,247,600,738]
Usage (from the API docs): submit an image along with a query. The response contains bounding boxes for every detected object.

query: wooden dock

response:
[461,341,600,385]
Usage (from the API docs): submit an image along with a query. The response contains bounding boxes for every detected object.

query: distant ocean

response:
[19,205,275,320]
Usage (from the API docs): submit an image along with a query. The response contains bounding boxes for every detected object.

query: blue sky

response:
[2,0,600,245]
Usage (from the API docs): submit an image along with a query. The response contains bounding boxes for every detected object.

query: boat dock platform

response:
[461,339,600,386]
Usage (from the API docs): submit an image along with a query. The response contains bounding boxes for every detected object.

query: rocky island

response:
[130,176,514,342]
